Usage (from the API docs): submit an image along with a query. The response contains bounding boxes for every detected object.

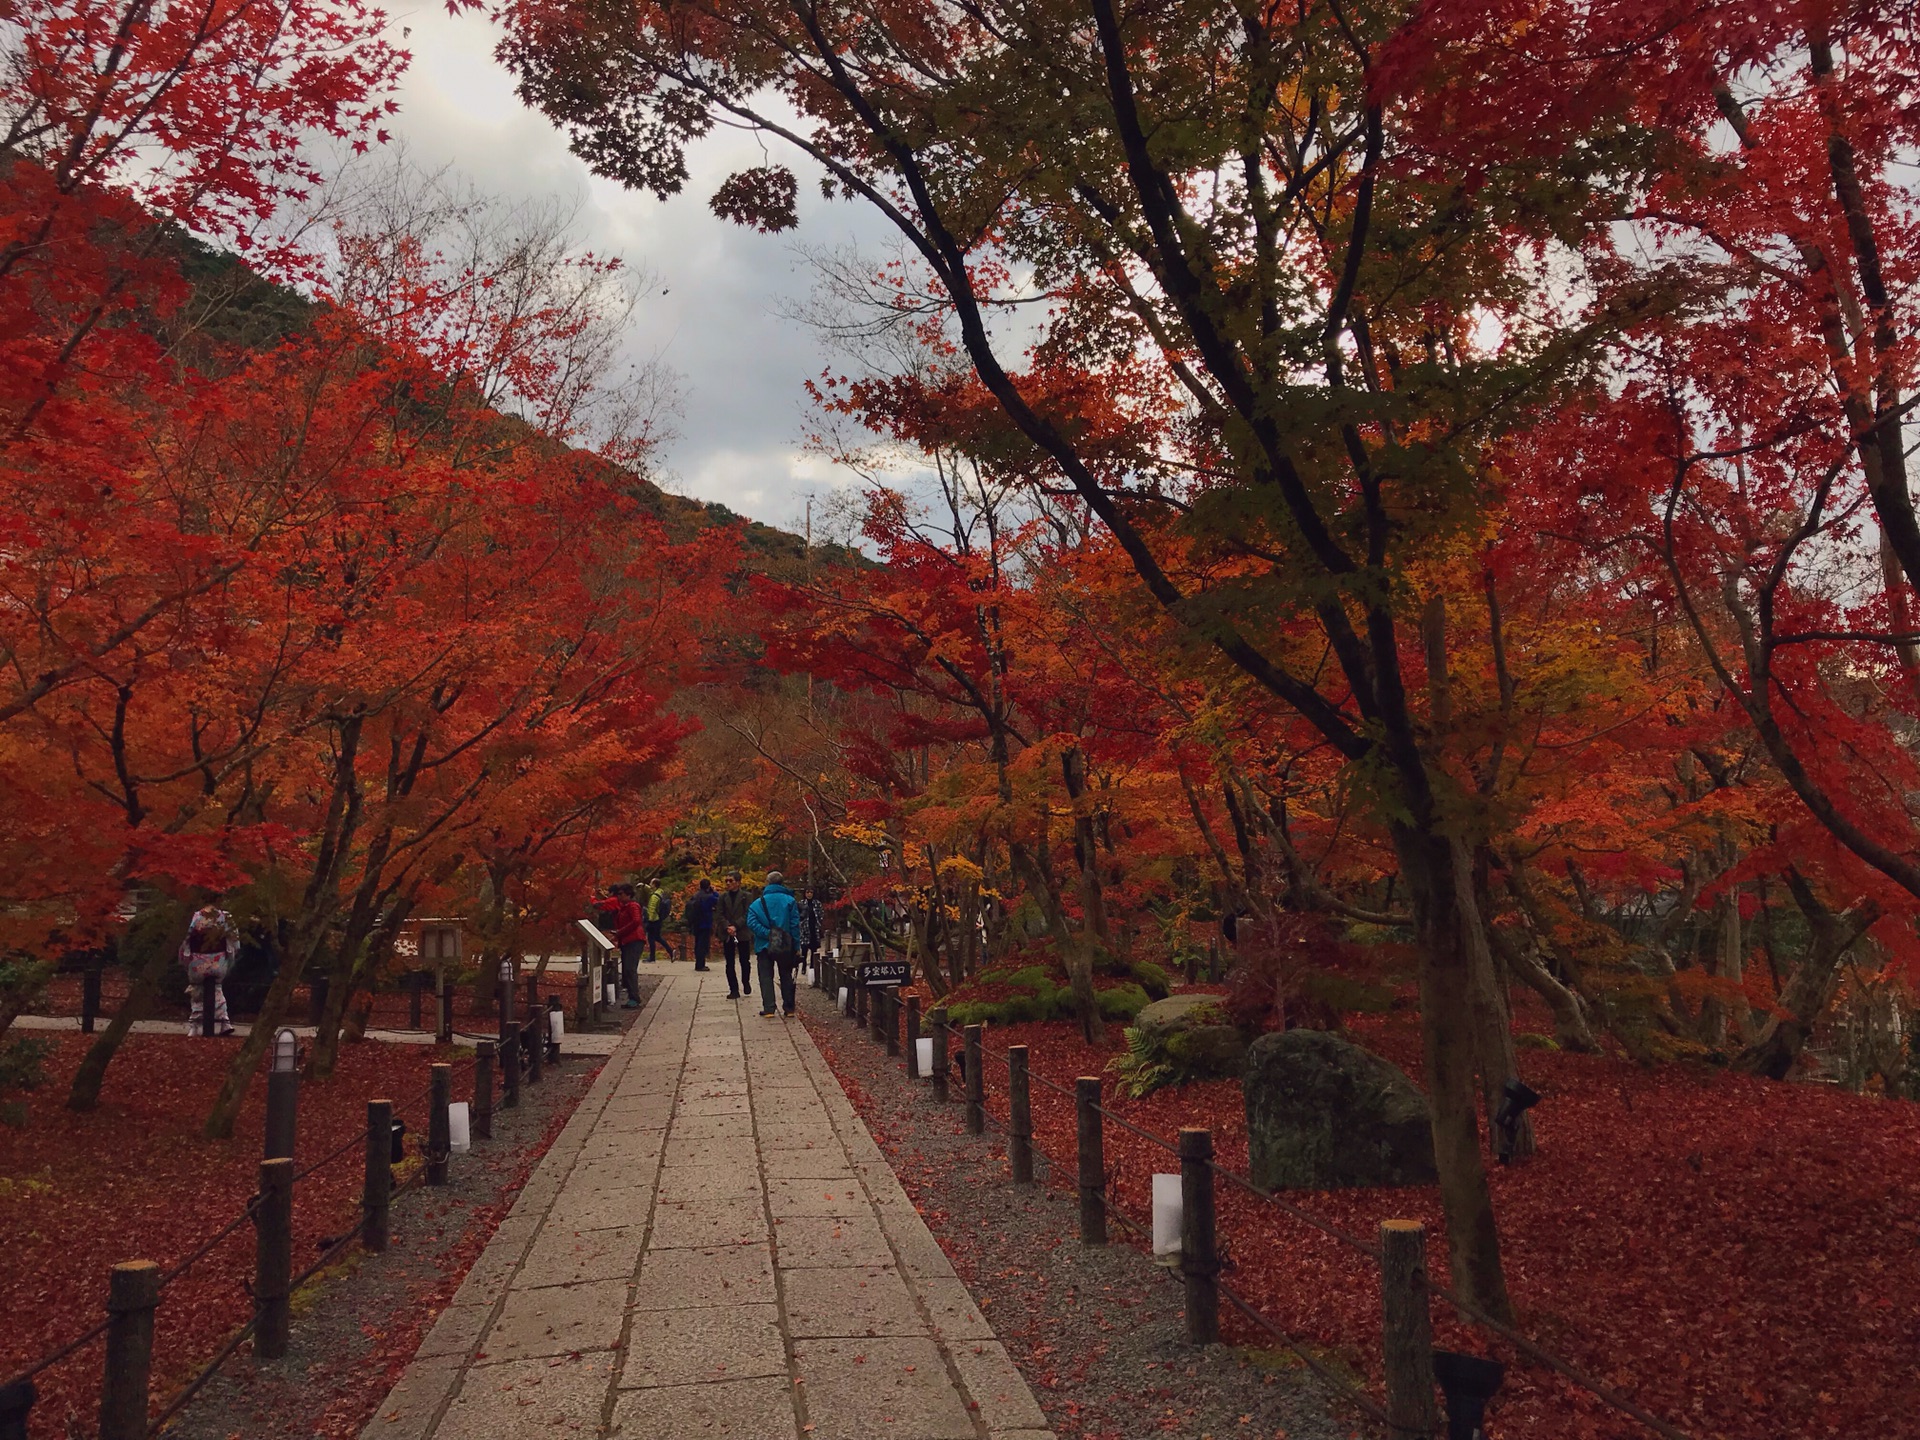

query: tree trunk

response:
[67,900,191,1112]
[66,955,165,1112]
[1734,872,1874,1079]
[1487,916,1596,1052]
[1459,841,1534,1160]
[205,712,362,1139]
[1400,827,1514,1324]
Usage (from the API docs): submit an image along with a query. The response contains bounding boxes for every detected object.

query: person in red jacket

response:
[593,883,646,1008]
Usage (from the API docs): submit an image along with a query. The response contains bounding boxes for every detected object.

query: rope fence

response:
[3,960,593,1439]
[805,951,1695,1440]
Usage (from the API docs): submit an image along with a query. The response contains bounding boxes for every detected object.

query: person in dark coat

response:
[684,878,718,972]
[797,885,828,969]
[714,870,754,999]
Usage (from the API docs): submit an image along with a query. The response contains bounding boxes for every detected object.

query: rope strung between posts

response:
[995,1070,1399,1434]
[144,1316,255,1436]
[157,1195,263,1290]
[147,1171,432,1436]
[1218,1283,1399,1430]
[0,1314,112,1389]
[291,1128,368,1184]
[922,1008,1696,1440]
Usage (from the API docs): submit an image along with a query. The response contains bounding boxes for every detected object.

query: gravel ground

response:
[797,988,1383,1440]
[156,980,658,1440]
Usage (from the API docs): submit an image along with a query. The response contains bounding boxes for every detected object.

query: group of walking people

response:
[594,871,831,1019]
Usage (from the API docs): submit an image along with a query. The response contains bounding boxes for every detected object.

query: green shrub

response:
[1097,983,1150,1022]
[0,1034,55,1092]
[1108,1026,1178,1098]
[1128,961,1172,1000]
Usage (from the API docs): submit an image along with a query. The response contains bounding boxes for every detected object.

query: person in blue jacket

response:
[684,878,718,972]
[746,870,803,1017]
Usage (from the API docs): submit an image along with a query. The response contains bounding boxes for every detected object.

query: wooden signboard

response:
[860,959,913,988]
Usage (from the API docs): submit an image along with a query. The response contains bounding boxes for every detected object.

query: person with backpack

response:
[747,870,804,1018]
[181,902,239,1036]
[683,878,718,972]
[643,880,676,963]
[715,870,754,1000]
[592,882,646,1007]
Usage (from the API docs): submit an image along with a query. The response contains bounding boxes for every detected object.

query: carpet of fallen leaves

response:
[855,997,1920,1440]
[0,1031,474,1437]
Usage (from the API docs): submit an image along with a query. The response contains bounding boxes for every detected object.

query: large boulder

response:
[1133,994,1247,1077]
[1243,1030,1437,1190]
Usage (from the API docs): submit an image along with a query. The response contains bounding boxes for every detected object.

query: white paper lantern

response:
[549,1010,565,1043]
[603,981,616,1005]
[838,985,850,1012]
[1151,1173,1182,1262]
[915,1037,934,1075]
[448,1101,471,1154]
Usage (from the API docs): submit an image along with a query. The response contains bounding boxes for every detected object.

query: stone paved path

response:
[361,966,1054,1439]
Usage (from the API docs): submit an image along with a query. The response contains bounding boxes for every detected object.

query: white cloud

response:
[377,2,894,533]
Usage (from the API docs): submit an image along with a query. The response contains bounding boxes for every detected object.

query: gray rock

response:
[1243,1030,1436,1190]
[1134,993,1227,1036]
[1133,994,1247,1079]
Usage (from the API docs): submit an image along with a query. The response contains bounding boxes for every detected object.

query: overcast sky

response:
[382,3,892,534]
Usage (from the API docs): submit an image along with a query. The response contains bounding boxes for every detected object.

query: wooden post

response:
[363,1099,393,1253]
[307,974,329,1029]
[255,1157,294,1359]
[99,1260,160,1440]
[885,988,901,1057]
[408,972,424,1029]
[501,1019,520,1109]
[1077,1077,1106,1244]
[264,1065,298,1161]
[473,1040,495,1140]
[1381,1219,1439,1433]
[523,1017,543,1084]
[929,1008,950,1102]
[201,976,218,1037]
[1008,1045,1033,1183]
[524,972,538,1017]
[0,1379,33,1440]
[427,1063,451,1186]
[964,1024,984,1134]
[1179,1127,1219,1345]
[905,994,921,1078]
[436,972,453,1045]
[81,968,101,1035]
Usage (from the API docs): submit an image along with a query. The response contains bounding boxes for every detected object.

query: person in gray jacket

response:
[715,870,754,999]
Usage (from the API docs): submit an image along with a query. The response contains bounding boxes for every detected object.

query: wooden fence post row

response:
[427,1063,452,1187]
[928,1008,949,1102]
[98,1260,160,1440]
[1381,1219,1439,1433]
[1007,1046,1033,1184]
[474,1040,495,1140]
[364,1099,393,1253]
[254,1158,294,1360]
[1179,1127,1219,1345]
[1076,1077,1106,1245]
[963,1024,984,1135]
